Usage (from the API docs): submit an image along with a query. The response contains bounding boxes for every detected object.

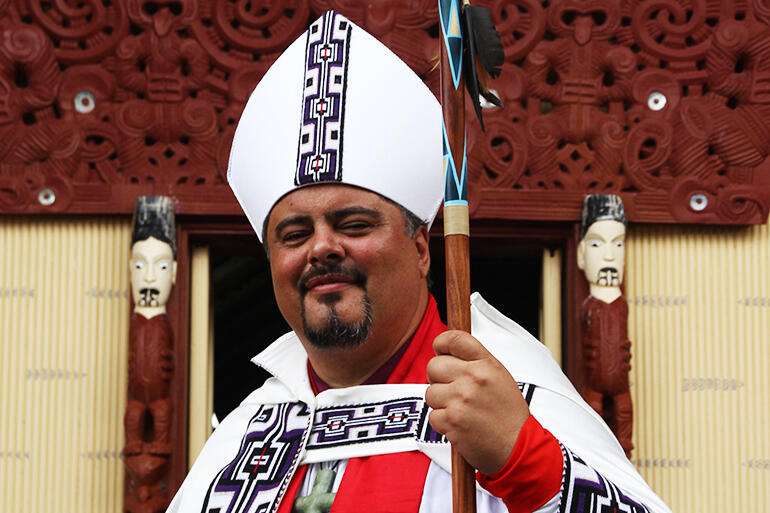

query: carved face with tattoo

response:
[577,219,626,291]
[130,236,177,317]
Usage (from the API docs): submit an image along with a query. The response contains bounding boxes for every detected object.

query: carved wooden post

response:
[576,194,634,458]
[124,196,178,513]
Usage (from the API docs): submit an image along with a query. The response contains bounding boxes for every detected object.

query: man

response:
[577,194,634,457]
[168,11,670,513]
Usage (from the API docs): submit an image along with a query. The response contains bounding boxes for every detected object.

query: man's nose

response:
[308,227,344,264]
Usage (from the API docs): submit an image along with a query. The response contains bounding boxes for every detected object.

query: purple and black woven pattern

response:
[201,403,310,513]
[308,397,425,449]
[559,444,650,513]
[295,11,352,186]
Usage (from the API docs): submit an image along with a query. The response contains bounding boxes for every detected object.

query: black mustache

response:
[298,263,367,295]
[137,288,160,306]
[139,288,160,299]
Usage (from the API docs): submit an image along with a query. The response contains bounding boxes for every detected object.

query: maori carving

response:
[0,0,768,225]
[124,196,178,513]
[577,194,633,457]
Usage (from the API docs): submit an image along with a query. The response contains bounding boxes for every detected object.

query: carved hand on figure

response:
[160,349,174,381]
[583,342,598,368]
[425,330,530,475]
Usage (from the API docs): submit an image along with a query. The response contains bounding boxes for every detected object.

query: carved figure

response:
[523,2,636,192]
[577,194,633,457]
[0,1,769,222]
[124,195,177,513]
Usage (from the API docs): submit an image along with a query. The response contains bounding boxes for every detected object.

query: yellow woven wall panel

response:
[626,223,770,512]
[0,217,130,512]
[2,214,769,511]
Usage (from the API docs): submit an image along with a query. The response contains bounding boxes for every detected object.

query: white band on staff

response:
[443,204,470,236]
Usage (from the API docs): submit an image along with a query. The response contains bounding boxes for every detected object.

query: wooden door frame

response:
[166,217,256,496]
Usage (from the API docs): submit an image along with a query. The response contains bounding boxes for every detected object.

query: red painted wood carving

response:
[0,1,769,224]
[124,312,175,513]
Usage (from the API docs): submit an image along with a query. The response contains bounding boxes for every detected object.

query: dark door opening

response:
[210,234,543,421]
[210,236,289,422]
[428,237,541,338]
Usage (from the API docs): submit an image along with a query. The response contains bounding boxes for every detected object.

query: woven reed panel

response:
[0,217,130,512]
[626,220,770,512]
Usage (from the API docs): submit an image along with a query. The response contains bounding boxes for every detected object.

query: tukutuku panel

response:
[626,221,770,512]
[0,217,130,512]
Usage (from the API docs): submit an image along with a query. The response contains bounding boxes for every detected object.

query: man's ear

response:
[576,240,586,271]
[413,225,431,279]
[172,261,178,286]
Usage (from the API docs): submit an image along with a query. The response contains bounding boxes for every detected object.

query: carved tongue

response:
[153,8,174,37]
[574,16,592,46]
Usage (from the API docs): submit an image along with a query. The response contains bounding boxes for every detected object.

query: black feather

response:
[463,10,484,129]
[466,5,504,79]
[480,89,503,108]
[462,4,504,130]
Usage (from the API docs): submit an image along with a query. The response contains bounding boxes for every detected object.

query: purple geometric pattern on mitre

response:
[227,11,442,243]
[296,12,351,186]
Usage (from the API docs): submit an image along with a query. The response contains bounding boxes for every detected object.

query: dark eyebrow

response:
[274,214,312,238]
[326,206,382,223]
[273,207,382,239]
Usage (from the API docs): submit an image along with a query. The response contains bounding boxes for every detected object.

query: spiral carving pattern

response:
[0,0,767,224]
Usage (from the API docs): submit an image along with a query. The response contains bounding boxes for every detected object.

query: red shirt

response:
[281,296,563,513]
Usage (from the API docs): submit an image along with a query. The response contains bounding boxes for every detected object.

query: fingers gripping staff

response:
[426,330,531,476]
[438,0,504,511]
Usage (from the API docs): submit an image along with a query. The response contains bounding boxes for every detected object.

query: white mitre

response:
[228,11,443,241]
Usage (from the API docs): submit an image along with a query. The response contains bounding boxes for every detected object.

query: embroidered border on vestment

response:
[308,397,426,449]
[559,444,650,513]
[199,383,541,511]
[201,403,310,513]
[518,382,536,405]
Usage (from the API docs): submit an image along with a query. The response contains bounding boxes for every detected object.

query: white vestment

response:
[168,294,671,513]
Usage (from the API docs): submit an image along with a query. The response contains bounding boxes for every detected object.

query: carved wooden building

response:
[0,1,768,512]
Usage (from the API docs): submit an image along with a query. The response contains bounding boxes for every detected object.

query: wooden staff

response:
[438,1,475,512]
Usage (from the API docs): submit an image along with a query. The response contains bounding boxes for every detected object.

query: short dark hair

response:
[396,203,426,237]
[396,203,433,290]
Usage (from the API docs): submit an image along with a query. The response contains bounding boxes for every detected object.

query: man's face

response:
[266,185,430,350]
[577,219,626,288]
[130,236,177,309]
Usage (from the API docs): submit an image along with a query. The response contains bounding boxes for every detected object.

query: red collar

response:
[308,295,447,393]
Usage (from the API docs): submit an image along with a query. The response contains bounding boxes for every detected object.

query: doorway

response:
[209,236,288,422]
[428,237,542,338]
